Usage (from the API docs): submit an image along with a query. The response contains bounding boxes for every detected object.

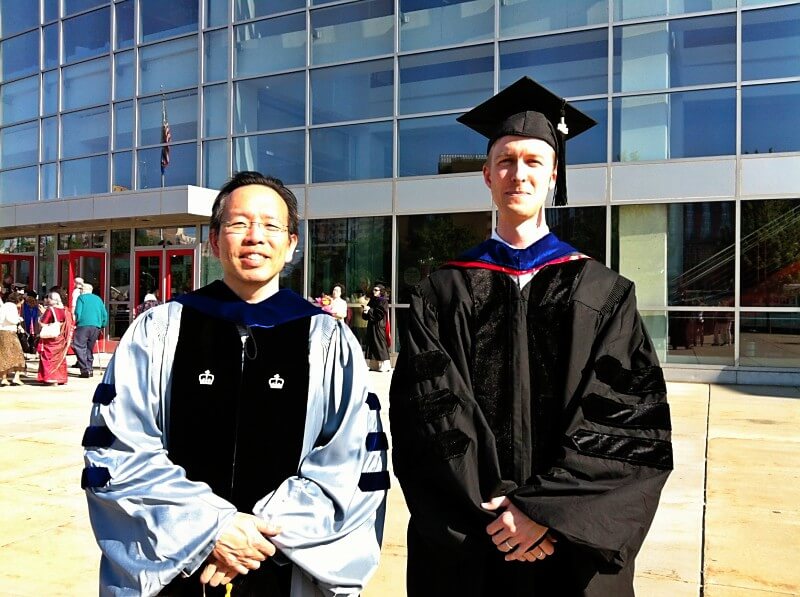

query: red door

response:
[0,255,34,293]
[58,250,106,306]
[134,248,194,305]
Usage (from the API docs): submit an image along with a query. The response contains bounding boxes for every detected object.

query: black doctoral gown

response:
[389,249,672,597]
[363,296,390,361]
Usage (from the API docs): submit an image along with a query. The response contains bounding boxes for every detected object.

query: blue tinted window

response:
[234,131,305,185]
[311,0,394,65]
[613,88,735,162]
[114,50,134,100]
[311,60,393,125]
[204,29,228,83]
[63,57,110,111]
[64,0,105,16]
[43,0,58,22]
[742,82,800,155]
[42,70,59,115]
[0,76,38,126]
[742,5,800,81]
[208,0,231,27]
[138,143,197,188]
[61,155,108,197]
[569,98,607,165]
[114,101,134,149]
[140,90,198,146]
[140,0,198,43]
[43,24,59,69]
[203,139,228,189]
[0,121,38,169]
[1,30,38,83]
[234,13,306,77]
[0,166,38,204]
[399,45,493,115]
[63,8,110,64]
[112,152,132,191]
[235,0,305,21]
[399,0,493,52]
[311,121,392,182]
[0,1,38,37]
[501,0,608,36]
[116,0,134,50]
[42,162,57,199]
[62,106,109,158]
[204,84,228,138]
[234,72,305,133]
[41,116,58,161]
[614,14,736,93]
[140,37,198,94]
[615,0,736,21]
[500,29,607,98]
[398,114,486,177]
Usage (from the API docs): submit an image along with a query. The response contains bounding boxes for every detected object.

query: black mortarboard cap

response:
[457,76,597,206]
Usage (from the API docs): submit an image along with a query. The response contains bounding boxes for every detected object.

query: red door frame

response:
[58,250,106,303]
[0,254,35,290]
[165,248,194,300]
[134,250,164,306]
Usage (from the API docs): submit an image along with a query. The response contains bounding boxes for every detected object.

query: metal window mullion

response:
[131,0,141,190]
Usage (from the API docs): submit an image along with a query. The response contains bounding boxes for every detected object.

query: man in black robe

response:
[389,77,672,596]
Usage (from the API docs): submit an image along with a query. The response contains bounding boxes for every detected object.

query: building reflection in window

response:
[642,310,735,366]
[547,206,606,263]
[740,312,800,368]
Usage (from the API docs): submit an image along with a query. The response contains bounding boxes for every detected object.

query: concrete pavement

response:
[1,361,798,596]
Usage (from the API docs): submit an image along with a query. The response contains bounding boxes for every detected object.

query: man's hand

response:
[204,513,280,582]
[482,496,557,562]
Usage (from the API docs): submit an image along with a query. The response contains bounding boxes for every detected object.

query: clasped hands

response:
[482,496,557,563]
[200,513,280,587]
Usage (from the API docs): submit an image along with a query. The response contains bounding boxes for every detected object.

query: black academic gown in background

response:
[389,248,672,597]
[363,297,390,362]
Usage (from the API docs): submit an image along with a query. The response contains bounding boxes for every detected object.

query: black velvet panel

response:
[582,393,672,431]
[366,431,389,451]
[81,425,115,448]
[432,429,471,460]
[409,349,450,381]
[366,392,381,410]
[359,471,391,492]
[594,355,667,396]
[92,383,116,405]
[570,429,673,470]
[81,466,111,489]
[413,388,460,422]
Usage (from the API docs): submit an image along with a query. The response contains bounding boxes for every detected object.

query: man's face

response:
[483,136,557,226]
[210,184,298,299]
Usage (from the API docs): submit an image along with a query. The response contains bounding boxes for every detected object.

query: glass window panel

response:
[613,15,736,93]
[0,0,39,37]
[203,139,228,189]
[309,216,392,313]
[282,220,304,294]
[500,29,607,98]
[742,5,800,82]
[501,0,608,36]
[41,162,57,199]
[640,310,733,366]
[43,0,58,22]
[233,71,305,133]
[114,50,134,100]
[208,0,230,27]
[140,89,198,145]
[108,303,131,338]
[204,29,228,83]
[233,130,305,185]
[41,116,58,161]
[61,155,108,197]
[311,0,394,65]
[38,235,57,297]
[311,121,392,182]
[548,206,607,263]
[134,227,162,246]
[0,30,38,83]
[742,82,800,155]
[397,212,491,302]
[234,0,305,21]
[311,59,393,124]
[741,199,800,308]
[140,36,198,94]
[0,121,38,169]
[0,76,38,126]
[615,0,736,21]
[140,0,198,43]
[740,313,800,367]
[63,8,110,64]
[138,143,197,188]
[114,100,134,149]
[399,44,493,115]
[116,0,134,50]
[0,166,38,204]
[112,151,132,191]
[234,13,306,77]
[43,23,59,69]
[204,84,228,138]
[398,114,486,177]
[613,88,735,162]
[569,98,607,165]
[63,56,110,110]
[64,0,105,16]
[42,69,59,115]
[110,229,131,304]
[61,106,109,159]
[399,0,493,52]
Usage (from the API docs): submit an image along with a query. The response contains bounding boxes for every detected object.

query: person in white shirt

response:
[0,292,25,386]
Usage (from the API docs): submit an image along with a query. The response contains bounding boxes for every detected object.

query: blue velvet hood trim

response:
[448,233,579,274]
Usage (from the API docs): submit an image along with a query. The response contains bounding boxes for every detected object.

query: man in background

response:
[72,283,107,378]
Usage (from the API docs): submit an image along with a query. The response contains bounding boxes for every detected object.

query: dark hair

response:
[210,171,299,236]
[7,291,25,305]
[332,282,345,294]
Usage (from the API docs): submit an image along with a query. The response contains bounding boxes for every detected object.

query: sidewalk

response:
[0,367,798,596]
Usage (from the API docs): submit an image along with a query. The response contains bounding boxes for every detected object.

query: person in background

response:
[362,284,390,372]
[329,282,348,323]
[21,291,40,354]
[71,277,84,311]
[0,292,26,386]
[72,283,108,378]
[37,292,74,386]
[134,293,160,318]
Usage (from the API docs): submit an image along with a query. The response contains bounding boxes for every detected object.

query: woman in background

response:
[362,284,390,372]
[37,291,74,386]
[0,292,25,386]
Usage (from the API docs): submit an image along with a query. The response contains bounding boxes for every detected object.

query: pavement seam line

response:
[698,384,711,597]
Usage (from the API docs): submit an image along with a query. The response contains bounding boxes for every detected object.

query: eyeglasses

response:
[222,220,289,236]
[373,288,381,292]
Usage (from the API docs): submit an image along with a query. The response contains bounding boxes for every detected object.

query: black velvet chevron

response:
[594,355,667,396]
[582,393,672,431]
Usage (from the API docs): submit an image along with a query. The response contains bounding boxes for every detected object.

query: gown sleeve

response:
[251,316,388,596]
[81,304,238,597]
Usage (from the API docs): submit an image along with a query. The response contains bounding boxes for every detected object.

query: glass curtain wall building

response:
[0,0,798,383]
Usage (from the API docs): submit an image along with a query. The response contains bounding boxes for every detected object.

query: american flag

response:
[160,98,171,175]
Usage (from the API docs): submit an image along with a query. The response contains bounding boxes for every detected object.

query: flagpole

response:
[160,93,166,188]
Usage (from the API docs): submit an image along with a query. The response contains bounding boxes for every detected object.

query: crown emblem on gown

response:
[268,374,285,390]
[198,370,215,385]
